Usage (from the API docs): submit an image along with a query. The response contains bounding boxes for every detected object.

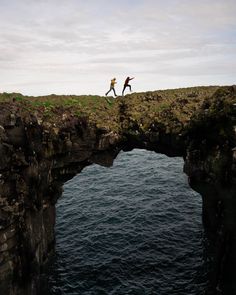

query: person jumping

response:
[105,78,117,96]
[122,76,134,96]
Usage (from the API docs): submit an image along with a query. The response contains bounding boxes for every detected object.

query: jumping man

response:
[105,78,117,97]
[122,77,134,96]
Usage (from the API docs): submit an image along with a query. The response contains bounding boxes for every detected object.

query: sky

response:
[0,0,235,96]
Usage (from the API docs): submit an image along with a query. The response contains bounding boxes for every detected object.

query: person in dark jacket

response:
[122,76,134,96]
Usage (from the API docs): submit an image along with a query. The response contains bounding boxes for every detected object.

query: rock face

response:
[0,86,236,295]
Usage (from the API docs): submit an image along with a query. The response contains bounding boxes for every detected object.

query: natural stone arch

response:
[0,86,235,294]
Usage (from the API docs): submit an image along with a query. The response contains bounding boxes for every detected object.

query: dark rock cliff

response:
[0,86,236,295]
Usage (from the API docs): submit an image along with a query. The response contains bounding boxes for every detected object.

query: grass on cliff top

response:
[0,86,232,132]
[0,92,120,130]
[117,86,223,132]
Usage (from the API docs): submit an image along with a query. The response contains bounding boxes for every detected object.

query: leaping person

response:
[105,78,117,97]
[122,76,134,96]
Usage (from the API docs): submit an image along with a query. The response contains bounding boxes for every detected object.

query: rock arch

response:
[0,86,236,294]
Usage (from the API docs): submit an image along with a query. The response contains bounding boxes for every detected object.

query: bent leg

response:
[106,87,112,96]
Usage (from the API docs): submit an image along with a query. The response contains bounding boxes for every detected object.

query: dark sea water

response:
[44,149,207,295]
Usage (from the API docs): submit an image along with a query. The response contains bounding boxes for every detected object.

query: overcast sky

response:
[0,0,235,96]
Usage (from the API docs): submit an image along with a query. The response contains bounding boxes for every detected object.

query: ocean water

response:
[44,149,207,295]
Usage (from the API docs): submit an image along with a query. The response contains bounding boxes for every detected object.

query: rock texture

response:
[0,86,236,295]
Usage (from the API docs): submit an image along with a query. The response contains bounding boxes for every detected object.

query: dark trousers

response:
[106,86,117,96]
[122,84,131,96]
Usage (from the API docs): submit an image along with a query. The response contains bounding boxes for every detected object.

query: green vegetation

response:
[0,86,234,134]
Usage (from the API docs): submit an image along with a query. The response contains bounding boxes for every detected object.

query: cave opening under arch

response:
[44,149,207,295]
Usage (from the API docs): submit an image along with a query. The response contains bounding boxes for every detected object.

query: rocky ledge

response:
[0,86,236,295]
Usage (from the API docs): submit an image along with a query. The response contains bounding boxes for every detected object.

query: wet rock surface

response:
[0,86,236,294]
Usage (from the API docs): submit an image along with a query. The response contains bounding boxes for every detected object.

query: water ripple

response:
[44,149,207,295]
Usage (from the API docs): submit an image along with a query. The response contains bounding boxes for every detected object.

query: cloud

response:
[0,0,235,95]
